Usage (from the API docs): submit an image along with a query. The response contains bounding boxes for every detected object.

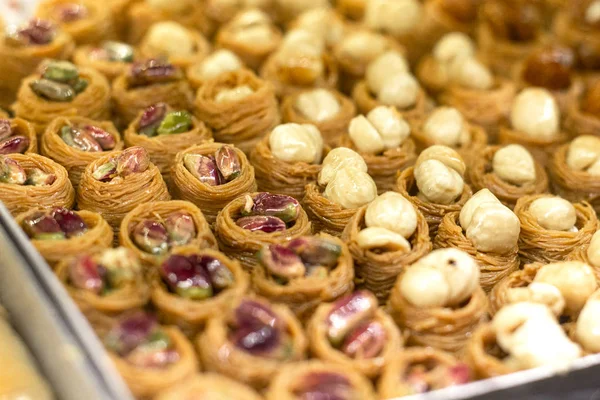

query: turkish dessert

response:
[13,60,111,135]
[214,192,312,269]
[0,118,37,155]
[73,41,135,82]
[0,153,74,215]
[17,207,113,268]
[40,116,122,187]
[186,49,244,90]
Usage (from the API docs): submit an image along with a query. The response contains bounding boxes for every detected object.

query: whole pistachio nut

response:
[41,60,79,83]
[132,220,169,255]
[92,160,117,182]
[230,324,282,356]
[99,247,141,289]
[215,145,241,182]
[22,212,65,240]
[0,136,30,155]
[287,237,341,267]
[160,255,213,300]
[340,320,386,359]
[235,299,281,330]
[138,103,167,137]
[257,244,306,279]
[29,79,74,102]
[103,41,134,63]
[164,212,196,247]
[104,312,159,356]
[0,119,12,141]
[183,154,223,186]
[127,59,182,87]
[294,372,353,400]
[243,193,301,223]
[157,111,192,135]
[6,19,56,46]
[51,207,88,238]
[116,147,150,176]
[236,215,287,233]
[25,168,56,186]
[81,125,116,150]
[68,255,104,294]
[72,128,102,152]
[194,255,234,290]
[57,3,88,22]
[326,291,378,346]
[0,156,26,184]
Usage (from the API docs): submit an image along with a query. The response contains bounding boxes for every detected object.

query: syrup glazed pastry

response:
[261,27,338,98]
[103,311,199,399]
[265,360,377,400]
[154,373,262,400]
[216,9,282,71]
[499,87,569,166]
[252,233,354,320]
[478,0,547,78]
[514,194,598,264]
[514,44,583,115]
[466,302,582,379]
[378,347,472,398]
[569,230,600,281]
[186,49,245,90]
[251,122,325,200]
[333,29,403,95]
[0,153,74,215]
[76,147,170,234]
[352,50,431,119]
[550,135,600,214]
[214,192,312,269]
[35,0,116,45]
[170,142,257,225]
[0,310,54,400]
[410,106,488,164]
[339,106,416,192]
[342,191,432,301]
[124,103,212,181]
[149,247,249,337]
[16,207,113,269]
[126,0,212,44]
[112,59,194,126]
[119,200,217,267]
[13,60,111,135]
[303,148,377,236]
[565,79,600,137]
[0,19,74,107]
[194,68,280,154]
[388,248,488,353]
[468,144,549,210]
[281,88,356,147]
[54,247,150,333]
[40,116,122,187]
[0,118,38,156]
[73,41,135,82]
[434,189,521,292]
[489,261,598,318]
[138,22,210,70]
[395,145,472,239]
[197,295,307,389]
[306,290,403,378]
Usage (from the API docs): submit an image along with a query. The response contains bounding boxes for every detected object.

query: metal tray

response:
[0,203,133,400]
[2,201,600,400]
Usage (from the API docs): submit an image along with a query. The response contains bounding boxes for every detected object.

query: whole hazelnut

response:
[528,196,576,231]
[492,144,537,185]
[521,45,574,90]
[510,88,560,140]
[269,123,324,164]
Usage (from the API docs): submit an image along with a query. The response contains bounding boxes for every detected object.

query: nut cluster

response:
[291,8,345,48]
[357,192,417,253]
[89,41,135,63]
[414,145,466,205]
[0,120,30,155]
[0,156,55,186]
[365,51,420,109]
[92,146,150,182]
[295,89,341,122]
[459,189,520,253]
[400,248,480,308]
[5,19,57,47]
[30,60,88,102]
[566,135,600,175]
[143,22,196,58]
[318,147,377,209]
[528,196,577,231]
[510,88,560,140]
[422,107,471,147]
[194,49,243,82]
[273,28,326,85]
[61,123,116,152]
[23,207,88,240]
[137,103,193,137]
[184,145,241,186]
[348,106,411,155]
[236,192,301,233]
[131,212,196,255]
[228,9,279,47]
[492,144,536,185]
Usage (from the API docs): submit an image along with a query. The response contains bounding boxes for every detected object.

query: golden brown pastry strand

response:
[488,262,543,316]
[302,183,359,237]
[464,323,517,379]
[352,81,432,120]
[40,116,123,188]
